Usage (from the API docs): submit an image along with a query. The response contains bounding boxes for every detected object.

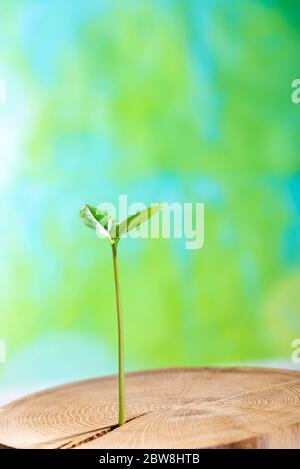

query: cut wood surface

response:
[1,367,300,449]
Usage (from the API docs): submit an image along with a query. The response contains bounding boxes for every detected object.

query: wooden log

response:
[1,367,300,449]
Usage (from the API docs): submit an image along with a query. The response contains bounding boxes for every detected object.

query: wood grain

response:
[1,367,300,449]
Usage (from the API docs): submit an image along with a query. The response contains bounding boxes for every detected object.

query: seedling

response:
[79,203,162,426]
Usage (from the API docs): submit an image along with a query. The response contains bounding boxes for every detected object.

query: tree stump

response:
[1,367,300,449]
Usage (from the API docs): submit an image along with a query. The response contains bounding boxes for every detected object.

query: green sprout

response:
[79,203,163,426]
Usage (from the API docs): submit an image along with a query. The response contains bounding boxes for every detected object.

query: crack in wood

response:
[57,413,149,449]
[57,425,118,449]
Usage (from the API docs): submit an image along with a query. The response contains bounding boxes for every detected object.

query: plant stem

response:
[111,242,125,426]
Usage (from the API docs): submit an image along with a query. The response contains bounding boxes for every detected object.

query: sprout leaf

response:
[116,204,163,239]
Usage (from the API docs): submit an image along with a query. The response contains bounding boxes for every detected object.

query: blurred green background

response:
[0,0,300,395]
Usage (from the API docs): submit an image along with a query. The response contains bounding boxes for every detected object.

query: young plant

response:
[79,203,162,426]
